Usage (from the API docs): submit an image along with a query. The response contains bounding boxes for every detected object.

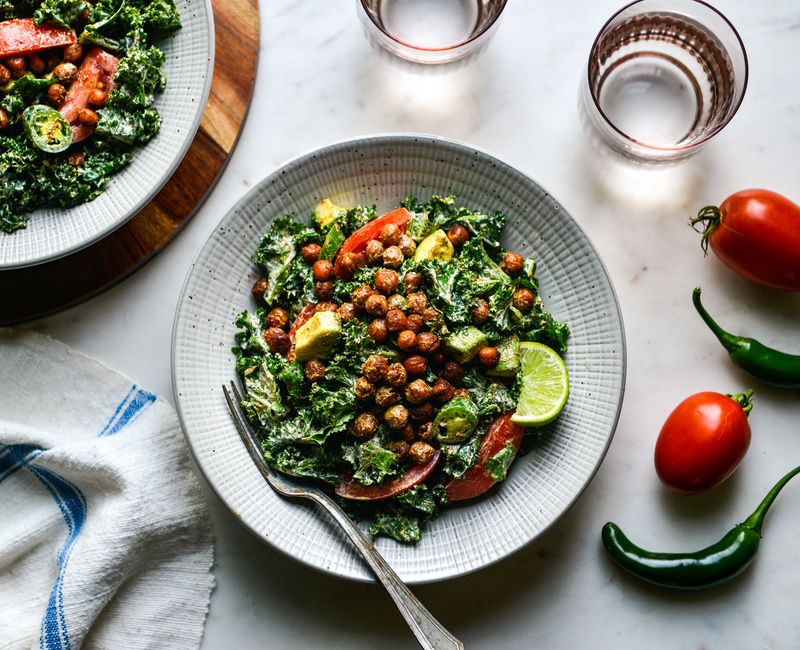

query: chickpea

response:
[501,251,525,277]
[367,318,388,343]
[405,379,432,405]
[398,234,416,257]
[409,402,434,424]
[315,280,334,301]
[77,107,99,126]
[365,238,384,264]
[417,421,434,442]
[264,327,290,354]
[353,413,378,439]
[432,379,455,403]
[513,288,535,312]
[471,299,489,325]
[402,355,427,377]
[0,108,8,131]
[0,64,10,85]
[430,352,445,368]
[379,222,401,246]
[374,268,398,295]
[315,302,337,312]
[397,424,415,442]
[440,361,464,385]
[385,309,407,333]
[27,54,45,74]
[409,441,435,464]
[67,150,85,167]
[404,271,423,292]
[397,330,417,352]
[338,302,357,322]
[250,277,268,299]
[354,376,375,401]
[304,360,326,382]
[364,293,388,317]
[312,259,334,281]
[44,52,61,71]
[62,43,83,63]
[415,332,440,354]
[351,285,374,308]
[453,388,472,400]
[422,307,440,322]
[385,363,408,388]
[478,346,500,367]
[47,83,67,106]
[5,56,26,78]
[265,307,289,329]
[375,385,401,408]
[53,62,78,83]
[447,224,470,247]
[387,440,410,459]
[405,314,424,333]
[337,251,360,278]
[406,292,428,314]
[86,88,108,108]
[300,242,321,263]
[382,245,404,269]
[362,354,389,383]
[384,404,409,430]
[387,294,406,311]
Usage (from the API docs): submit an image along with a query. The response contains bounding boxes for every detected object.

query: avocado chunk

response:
[313,198,346,230]
[444,326,488,363]
[414,229,454,262]
[294,311,341,361]
[434,397,479,443]
[487,335,520,378]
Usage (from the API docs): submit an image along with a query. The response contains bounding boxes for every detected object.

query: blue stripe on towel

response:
[98,385,156,437]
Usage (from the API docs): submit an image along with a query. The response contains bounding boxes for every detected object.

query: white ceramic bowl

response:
[172,134,626,584]
[0,0,215,269]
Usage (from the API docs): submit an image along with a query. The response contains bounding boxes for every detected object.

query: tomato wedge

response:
[333,208,412,278]
[287,303,317,343]
[445,413,524,502]
[0,18,76,58]
[335,451,441,501]
[59,47,119,143]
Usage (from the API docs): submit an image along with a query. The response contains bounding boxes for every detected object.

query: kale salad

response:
[233,196,571,543]
[0,0,181,233]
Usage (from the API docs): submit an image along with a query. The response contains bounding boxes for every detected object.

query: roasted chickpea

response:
[312,259,334,281]
[402,355,427,377]
[375,385,401,408]
[379,222,401,246]
[405,379,432,405]
[67,150,85,167]
[337,251,361,278]
[415,332,440,354]
[352,285,374,308]
[77,108,99,126]
[338,302,357,322]
[374,268,398,295]
[440,361,464,385]
[385,363,408,388]
[367,318,388,343]
[0,108,8,131]
[353,413,378,439]
[300,242,321,263]
[385,309,407,333]
[471,299,489,325]
[398,234,416,257]
[430,352,445,368]
[62,43,83,63]
[406,292,428,315]
[27,54,45,74]
[87,88,108,108]
[447,224,470,247]
[44,52,61,71]
[404,271,423,291]
[365,238,384,264]
[47,82,67,106]
[397,330,417,352]
[384,404,409,430]
[304,360,326,382]
[417,421,434,442]
[264,327,290,355]
[513,288,535,312]
[250,277,268,300]
[265,307,290,329]
[315,280,334,301]
[0,64,10,85]
[453,388,472,400]
[501,251,525,277]
[53,61,78,83]
[364,293,388,316]
[405,314,424,333]
[409,441,435,464]
[386,440,410,459]
[382,245,404,269]
[478,346,500,367]
[422,307,440,322]
[397,424,415,443]
[387,294,406,311]
[5,56,26,78]
[362,354,389,383]
[409,402,434,424]
[354,376,375,401]
[432,379,455,403]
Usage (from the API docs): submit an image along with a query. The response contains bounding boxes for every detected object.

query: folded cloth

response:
[0,330,214,650]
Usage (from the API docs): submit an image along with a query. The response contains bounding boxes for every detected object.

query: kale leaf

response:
[441,436,481,479]
[369,513,422,544]
[95,103,162,145]
[485,442,518,482]
[343,437,399,486]
[34,0,89,27]
[241,359,285,428]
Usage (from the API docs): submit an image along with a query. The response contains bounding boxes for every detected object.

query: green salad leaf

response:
[344,437,399,486]
[369,513,422,544]
[485,442,518,482]
[34,0,89,27]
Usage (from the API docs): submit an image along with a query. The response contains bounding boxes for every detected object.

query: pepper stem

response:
[742,465,800,535]
[726,389,754,416]
[692,288,740,353]
[689,205,722,255]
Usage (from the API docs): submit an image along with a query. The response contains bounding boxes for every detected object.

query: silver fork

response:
[223,382,464,650]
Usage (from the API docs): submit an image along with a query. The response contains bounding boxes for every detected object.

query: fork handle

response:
[308,492,464,650]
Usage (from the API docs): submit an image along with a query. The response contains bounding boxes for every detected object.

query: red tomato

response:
[333,208,411,278]
[654,391,752,494]
[0,18,76,58]
[287,303,316,343]
[694,190,800,291]
[445,413,524,502]
[335,451,441,501]
[59,47,119,143]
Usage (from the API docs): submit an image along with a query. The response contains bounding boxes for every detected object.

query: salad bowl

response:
[172,134,626,583]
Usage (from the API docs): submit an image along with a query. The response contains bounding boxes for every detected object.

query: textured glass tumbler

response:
[580,0,748,164]
[358,0,507,67]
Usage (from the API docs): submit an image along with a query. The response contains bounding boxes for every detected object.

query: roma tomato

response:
[654,391,753,494]
[0,18,76,58]
[335,451,441,501]
[692,190,800,291]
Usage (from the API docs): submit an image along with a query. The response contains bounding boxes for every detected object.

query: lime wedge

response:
[510,342,569,427]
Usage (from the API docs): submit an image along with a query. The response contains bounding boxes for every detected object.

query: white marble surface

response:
[20,0,800,647]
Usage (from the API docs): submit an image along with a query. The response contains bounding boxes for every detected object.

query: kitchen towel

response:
[0,329,214,649]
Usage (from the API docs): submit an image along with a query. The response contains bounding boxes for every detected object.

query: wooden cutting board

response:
[0,0,260,325]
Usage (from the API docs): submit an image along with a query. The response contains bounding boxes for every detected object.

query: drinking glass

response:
[580,0,748,164]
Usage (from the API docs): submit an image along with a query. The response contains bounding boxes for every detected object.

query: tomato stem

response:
[726,389,754,416]
[689,206,722,256]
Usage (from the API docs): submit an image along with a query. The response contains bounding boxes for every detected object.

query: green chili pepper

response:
[602,465,800,589]
[434,397,479,444]
[693,288,800,389]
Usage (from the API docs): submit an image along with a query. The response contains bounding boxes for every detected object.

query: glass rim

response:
[358,0,508,53]
[585,0,749,153]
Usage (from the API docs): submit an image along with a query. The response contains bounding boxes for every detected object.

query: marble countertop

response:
[23,0,800,647]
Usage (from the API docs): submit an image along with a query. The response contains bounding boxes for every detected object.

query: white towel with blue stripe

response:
[0,330,214,649]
